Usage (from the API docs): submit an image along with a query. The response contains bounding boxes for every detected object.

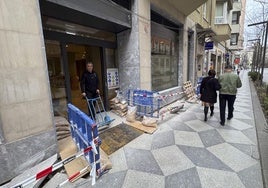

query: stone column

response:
[0,0,57,183]
[138,0,151,90]
[117,0,151,93]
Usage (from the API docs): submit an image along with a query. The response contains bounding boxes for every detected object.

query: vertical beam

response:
[60,43,72,103]
[261,23,268,85]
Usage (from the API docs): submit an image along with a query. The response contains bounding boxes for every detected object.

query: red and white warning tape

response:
[57,166,89,187]
[12,137,99,188]
[158,91,185,99]
[57,159,101,187]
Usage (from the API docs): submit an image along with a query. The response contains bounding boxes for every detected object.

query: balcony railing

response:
[215,17,227,24]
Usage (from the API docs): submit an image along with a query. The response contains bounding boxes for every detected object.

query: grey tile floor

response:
[67,70,264,188]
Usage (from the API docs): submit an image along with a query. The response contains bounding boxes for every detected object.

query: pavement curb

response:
[249,78,268,188]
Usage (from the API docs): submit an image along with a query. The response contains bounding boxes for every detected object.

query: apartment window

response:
[216,2,224,17]
[232,11,240,24]
[230,33,239,45]
[215,2,227,24]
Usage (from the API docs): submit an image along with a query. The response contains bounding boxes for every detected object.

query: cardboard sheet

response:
[57,136,90,182]
[125,120,157,134]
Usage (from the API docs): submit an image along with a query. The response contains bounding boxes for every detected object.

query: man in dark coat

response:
[81,62,99,120]
[200,70,221,121]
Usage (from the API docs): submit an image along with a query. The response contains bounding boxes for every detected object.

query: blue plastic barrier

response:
[128,89,161,118]
[67,103,101,181]
[196,76,204,96]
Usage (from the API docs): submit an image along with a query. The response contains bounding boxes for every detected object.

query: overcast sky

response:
[244,0,268,47]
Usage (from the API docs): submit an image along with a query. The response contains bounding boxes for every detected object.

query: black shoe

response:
[220,121,225,126]
[204,117,207,121]
[210,112,214,116]
[227,116,233,120]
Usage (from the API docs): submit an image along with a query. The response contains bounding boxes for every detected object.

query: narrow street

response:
[54,70,263,188]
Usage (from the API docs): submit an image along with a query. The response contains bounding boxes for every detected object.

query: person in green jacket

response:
[218,65,242,126]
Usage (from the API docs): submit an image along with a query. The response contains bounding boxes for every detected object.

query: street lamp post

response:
[248,21,268,85]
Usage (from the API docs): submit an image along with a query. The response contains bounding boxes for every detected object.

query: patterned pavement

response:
[79,70,263,188]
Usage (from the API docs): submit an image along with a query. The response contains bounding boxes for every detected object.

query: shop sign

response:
[205,41,214,50]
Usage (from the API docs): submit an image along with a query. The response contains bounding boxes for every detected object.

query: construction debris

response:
[125,120,157,134]
[110,97,128,117]
[54,116,71,141]
[2,154,58,188]
[183,81,198,103]
[57,136,90,182]
[141,116,158,127]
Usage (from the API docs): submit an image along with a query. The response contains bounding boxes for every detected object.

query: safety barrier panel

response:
[67,103,101,185]
[127,89,161,118]
[11,104,101,188]
[11,144,98,188]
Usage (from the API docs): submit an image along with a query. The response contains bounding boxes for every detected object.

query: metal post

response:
[260,23,268,85]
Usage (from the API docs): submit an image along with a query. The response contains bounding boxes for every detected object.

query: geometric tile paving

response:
[233,111,253,120]
[151,130,175,150]
[216,129,255,145]
[165,168,202,188]
[167,121,195,132]
[122,170,165,188]
[198,129,225,147]
[152,145,194,176]
[185,119,214,132]
[238,164,263,188]
[124,147,163,175]
[174,130,204,147]
[83,71,263,188]
[197,167,245,188]
[207,143,258,172]
[228,119,253,130]
[178,145,233,171]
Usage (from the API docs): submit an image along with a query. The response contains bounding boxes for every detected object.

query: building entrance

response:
[67,44,103,114]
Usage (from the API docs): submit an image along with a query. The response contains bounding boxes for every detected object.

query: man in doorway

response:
[81,62,100,120]
[218,65,242,126]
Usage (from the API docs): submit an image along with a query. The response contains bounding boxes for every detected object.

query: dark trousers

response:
[219,94,236,123]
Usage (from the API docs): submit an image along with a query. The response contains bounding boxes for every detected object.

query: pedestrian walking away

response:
[218,65,242,126]
[81,62,100,120]
[200,69,221,121]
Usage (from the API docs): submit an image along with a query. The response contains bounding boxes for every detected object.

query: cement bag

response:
[126,106,137,122]
[100,148,112,171]
[142,116,157,127]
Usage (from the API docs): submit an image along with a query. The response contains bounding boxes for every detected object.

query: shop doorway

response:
[66,44,103,114]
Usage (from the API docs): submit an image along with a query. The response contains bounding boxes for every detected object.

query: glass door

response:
[45,40,67,116]
[66,44,103,114]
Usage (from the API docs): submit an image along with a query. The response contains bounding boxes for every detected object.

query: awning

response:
[165,0,208,16]
[40,0,131,33]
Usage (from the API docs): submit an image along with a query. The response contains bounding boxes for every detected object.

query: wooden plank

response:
[57,136,90,182]
[125,121,157,134]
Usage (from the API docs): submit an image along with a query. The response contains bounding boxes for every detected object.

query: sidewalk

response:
[64,70,264,188]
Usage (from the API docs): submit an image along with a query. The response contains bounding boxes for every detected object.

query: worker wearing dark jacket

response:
[81,62,99,120]
[200,70,221,121]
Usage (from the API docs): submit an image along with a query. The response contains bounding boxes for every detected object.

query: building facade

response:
[0,0,210,183]
[227,0,246,68]
[189,0,233,78]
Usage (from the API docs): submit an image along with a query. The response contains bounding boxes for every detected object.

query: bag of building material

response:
[142,116,157,127]
[110,97,120,105]
[126,106,137,122]
[100,148,112,172]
